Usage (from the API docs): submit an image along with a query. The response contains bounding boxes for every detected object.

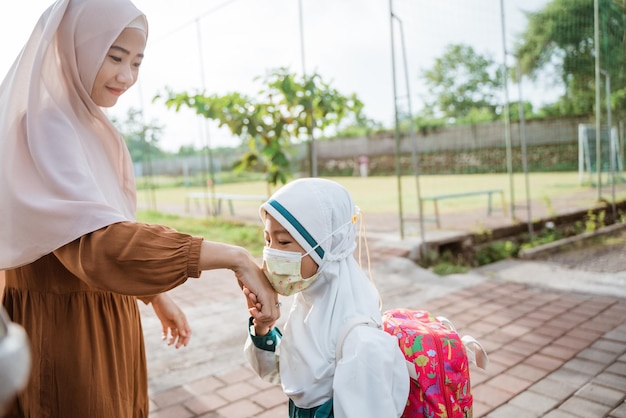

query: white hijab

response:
[0,0,147,269]
[261,178,382,408]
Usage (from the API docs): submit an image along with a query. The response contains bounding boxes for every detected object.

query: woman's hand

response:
[150,292,191,349]
[198,242,280,323]
[232,251,280,324]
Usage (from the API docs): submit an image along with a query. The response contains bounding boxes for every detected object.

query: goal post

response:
[578,123,622,185]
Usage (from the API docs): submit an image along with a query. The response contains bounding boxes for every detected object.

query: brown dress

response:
[2,222,203,418]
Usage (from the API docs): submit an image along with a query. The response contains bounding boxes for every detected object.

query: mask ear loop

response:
[355,209,383,311]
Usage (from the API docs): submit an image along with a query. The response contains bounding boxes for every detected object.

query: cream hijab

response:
[261,178,382,408]
[0,0,147,269]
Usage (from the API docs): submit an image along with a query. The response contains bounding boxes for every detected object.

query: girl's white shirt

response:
[245,178,409,416]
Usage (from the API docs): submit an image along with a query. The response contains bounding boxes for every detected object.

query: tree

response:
[112,108,165,163]
[514,0,626,117]
[421,44,504,123]
[160,68,365,191]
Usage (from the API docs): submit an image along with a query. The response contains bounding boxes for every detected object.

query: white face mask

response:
[262,247,319,296]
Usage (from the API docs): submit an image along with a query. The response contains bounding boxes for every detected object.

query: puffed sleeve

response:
[333,326,410,418]
[53,221,203,296]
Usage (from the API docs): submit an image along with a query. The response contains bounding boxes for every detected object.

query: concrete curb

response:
[518,222,626,260]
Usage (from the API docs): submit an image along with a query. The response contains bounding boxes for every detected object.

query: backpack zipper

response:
[426,322,454,415]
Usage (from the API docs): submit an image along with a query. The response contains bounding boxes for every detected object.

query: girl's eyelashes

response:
[108,55,122,63]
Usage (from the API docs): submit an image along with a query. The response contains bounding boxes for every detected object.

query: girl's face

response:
[90,27,146,107]
[264,214,319,279]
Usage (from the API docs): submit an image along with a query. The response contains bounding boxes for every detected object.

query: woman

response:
[0,0,278,417]
[244,178,409,417]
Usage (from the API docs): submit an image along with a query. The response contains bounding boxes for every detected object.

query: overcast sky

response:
[2,0,555,152]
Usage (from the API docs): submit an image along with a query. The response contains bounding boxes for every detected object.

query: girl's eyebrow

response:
[109,45,144,58]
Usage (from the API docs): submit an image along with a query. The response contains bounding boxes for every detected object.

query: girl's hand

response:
[151,292,191,349]
[240,283,277,336]
[232,252,280,324]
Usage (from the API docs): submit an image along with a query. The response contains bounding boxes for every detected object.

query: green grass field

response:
[137,172,624,216]
[136,172,626,256]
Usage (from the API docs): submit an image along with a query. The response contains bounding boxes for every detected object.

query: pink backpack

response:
[382,309,488,418]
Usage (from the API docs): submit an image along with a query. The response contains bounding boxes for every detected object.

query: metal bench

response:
[419,189,506,228]
[185,192,268,216]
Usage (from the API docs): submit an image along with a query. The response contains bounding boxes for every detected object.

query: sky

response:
[1,0,556,152]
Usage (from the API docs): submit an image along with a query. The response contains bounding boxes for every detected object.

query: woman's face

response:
[91,27,146,107]
[264,214,319,279]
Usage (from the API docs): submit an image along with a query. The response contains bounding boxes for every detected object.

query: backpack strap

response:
[437,315,489,370]
[461,335,489,370]
[335,316,381,362]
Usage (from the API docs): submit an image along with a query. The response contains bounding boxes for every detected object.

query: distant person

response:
[358,154,369,177]
[0,0,278,416]
[242,178,409,417]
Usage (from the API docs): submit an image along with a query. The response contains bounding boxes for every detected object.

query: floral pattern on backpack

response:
[382,308,488,418]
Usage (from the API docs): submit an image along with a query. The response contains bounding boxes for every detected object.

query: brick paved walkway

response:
[143,238,626,417]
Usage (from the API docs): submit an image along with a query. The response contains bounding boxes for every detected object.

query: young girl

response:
[0,1,278,416]
[244,178,409,417]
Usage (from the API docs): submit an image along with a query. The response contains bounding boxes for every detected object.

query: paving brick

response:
[470,369,490,385]
[562,357,608,376]
[529,378,578,402]
[152,386,194,408]
[467,320,502,335]
[149,404,194,418]
[575,382,625,407]
[482,314,513,327]
[553,333,595,351]
[524,353,565,372]
[552,313,590,331]
[485,402,539,418]
[249,386,288,409]
[539,342,581,361]
[472,400,492,418]
[536,304,569,317]
[567,324,605,341]
[216,381,259,402]
[486,373,533,396]
[517,331,555,347]
[488,348,526,367]
[248,376,277,390]
[591,339,626,355]
[215,365,256,385]
[255,404,290,418]
[559,396,613,417]
[508,390,560,415]
[605,325,626,343]
[501,339,540,357]
[196,412,222,418]
[546,367,593,387]
[500,323,530,339]
[184,376,226,396]
[594,372,626,392]
[582,318,624,334]
[533,324,567,339]
[607,361,626,376]
[526,311,553,323]
[183,393,228,415]
[216,399,264,418]
[507,363,551,382]
[609,401,626,418]
[472,383,514,408]
[577,347,621,364]
[542,409,581,418]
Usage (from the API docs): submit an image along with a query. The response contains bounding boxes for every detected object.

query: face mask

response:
[262,247,319,296]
